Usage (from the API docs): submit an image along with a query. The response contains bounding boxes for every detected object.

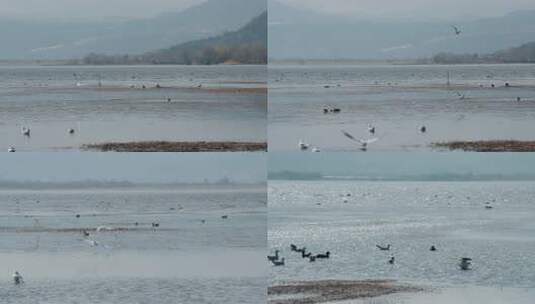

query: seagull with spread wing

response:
[341,130,378,151]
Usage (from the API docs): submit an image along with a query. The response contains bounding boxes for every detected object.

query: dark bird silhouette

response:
[315,251,330,259]
[268,250,280,262]
[459,258,472,270]
[430,245,437,251]
[377,244,391,251]
[388,256,395,264]
[271,258,285,266]
[451,25,462,35]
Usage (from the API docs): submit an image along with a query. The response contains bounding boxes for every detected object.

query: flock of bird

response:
[269,242,473,271]
[268,244,331,266]
[299,122,426,152]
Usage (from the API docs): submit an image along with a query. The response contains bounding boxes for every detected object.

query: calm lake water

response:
[269,64,535,151]
[268,180,535,290]
[0,65,266,151]
[0,185,266,303]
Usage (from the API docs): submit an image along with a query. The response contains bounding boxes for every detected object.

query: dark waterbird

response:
[459,258,472,270]
[301,251,312,258]
[377,244,391,251]
[268,250,280,262]
[272,258,285,266]
[315,251,330,259]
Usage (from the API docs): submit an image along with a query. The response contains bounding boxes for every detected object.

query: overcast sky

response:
[278,0,535,20]
[0,153,265,183]
[0,0,202,20]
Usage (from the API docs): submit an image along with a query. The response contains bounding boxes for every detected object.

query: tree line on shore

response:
[73,11,267,65]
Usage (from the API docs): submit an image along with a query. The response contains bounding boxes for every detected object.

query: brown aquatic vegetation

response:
[432,140,535,152]
[268,280,424,304]
[82,141,267,152]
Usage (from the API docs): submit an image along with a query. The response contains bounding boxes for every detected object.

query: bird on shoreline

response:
[21,127,31,137]
[13,271,23,285]
[8,147,16,152]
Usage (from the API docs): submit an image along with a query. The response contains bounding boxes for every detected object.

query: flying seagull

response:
[341,130,378,151]
[451,25,462,35]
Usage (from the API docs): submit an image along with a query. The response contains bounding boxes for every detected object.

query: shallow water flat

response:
[0,65,266,151]
[0,185,266,303]
[268,180,535,290]
[269,64,535,151]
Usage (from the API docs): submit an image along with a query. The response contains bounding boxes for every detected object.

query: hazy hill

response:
[0,0,266,60]
[80,11,267,65]
[432,41,535,64]
[268,0,535,60]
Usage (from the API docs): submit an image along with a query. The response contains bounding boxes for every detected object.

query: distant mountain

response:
[79,11,267,65]
[268,0,535,60]
[432,41,535,64]
[0,0,266,60]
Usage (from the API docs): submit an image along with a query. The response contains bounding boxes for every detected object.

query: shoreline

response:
[268,280,424,304]
[81,141,267,152]
[432,140,535,152]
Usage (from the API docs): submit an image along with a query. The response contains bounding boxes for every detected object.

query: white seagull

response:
[8,147,16,152]
[341,130,378,151]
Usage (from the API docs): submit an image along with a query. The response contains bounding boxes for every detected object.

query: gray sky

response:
[278,0,535,20]
[0,0,201,20]
[0,153,266,183]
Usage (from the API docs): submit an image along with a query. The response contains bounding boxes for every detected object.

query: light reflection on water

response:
[269,181,535,289]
